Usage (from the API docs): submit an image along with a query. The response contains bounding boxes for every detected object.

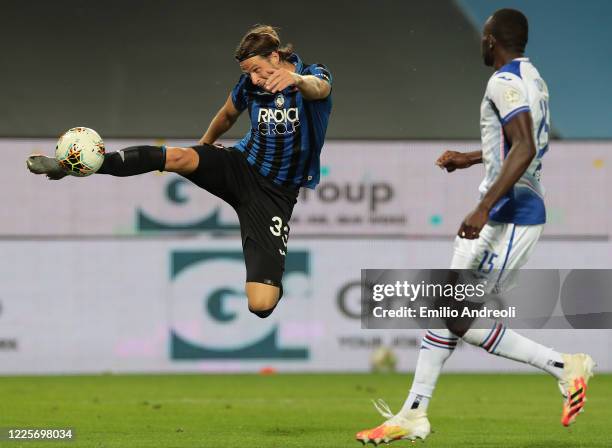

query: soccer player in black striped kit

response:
[27,25,332,318]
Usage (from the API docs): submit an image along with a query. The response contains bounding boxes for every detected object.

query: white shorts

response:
[450,221,544,293]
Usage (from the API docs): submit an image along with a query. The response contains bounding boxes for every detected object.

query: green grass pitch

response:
[1,373,610,447]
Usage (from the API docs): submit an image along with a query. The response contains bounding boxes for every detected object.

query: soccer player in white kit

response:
[356,9,595,445]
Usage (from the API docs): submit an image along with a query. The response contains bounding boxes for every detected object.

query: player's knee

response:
[248,306,276,319]
[165,147,198,173]
[246,290,279,319]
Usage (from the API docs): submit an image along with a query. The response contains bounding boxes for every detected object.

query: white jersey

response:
[479,57,550,225]
[451,222,544,292]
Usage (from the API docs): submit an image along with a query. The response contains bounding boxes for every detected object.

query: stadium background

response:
[1,0,611,376]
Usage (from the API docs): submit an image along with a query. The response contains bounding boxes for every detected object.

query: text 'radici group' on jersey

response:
[480,57,550,225]
[231,53,332,190]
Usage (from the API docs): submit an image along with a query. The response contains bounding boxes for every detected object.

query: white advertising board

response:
[0,237,610,375]
[2,139,610,237]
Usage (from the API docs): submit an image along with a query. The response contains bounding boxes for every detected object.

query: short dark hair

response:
[490,8,529,53]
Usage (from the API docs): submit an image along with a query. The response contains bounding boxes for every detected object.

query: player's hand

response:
[264,69,300,93]
[457,204,489,239]
[435,151,472,172]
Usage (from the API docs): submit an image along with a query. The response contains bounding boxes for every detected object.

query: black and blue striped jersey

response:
[231,53,332,189]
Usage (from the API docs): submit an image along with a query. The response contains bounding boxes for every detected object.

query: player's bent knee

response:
[249,306,276,319]
[248,299,277,318]
[165,147,198,174]
[247,293,279,315]
[246,283,280,318]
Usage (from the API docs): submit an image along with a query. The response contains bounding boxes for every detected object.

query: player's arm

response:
[458,111,536,239]
[264,70,331,100]
[198,94,243,145]
[436,150,482,172]
[294,75,331,100]
[480,113,536,209]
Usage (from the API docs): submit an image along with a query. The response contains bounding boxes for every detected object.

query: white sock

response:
[399,329,458,416]
[462,321,565,379]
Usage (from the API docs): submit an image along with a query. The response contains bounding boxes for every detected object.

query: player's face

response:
[239,53,281,90]
[481,18,495,67]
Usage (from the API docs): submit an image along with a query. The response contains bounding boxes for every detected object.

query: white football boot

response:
[558,353,595,427]
[356,399,430,445]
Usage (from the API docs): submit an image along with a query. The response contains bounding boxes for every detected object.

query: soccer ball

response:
[55,127,105,177]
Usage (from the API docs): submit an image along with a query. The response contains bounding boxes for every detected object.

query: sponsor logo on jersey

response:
[257,107,300,136]
[274,94,285,109]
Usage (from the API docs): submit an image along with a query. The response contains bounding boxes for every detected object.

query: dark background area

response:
[1,0,490,139]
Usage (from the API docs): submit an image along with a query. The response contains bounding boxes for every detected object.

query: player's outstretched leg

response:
[461,322,595,426]
[26,145,199,179]
[356,330,458,445]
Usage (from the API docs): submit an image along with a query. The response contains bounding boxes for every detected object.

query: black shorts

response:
[184,145,298,287]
